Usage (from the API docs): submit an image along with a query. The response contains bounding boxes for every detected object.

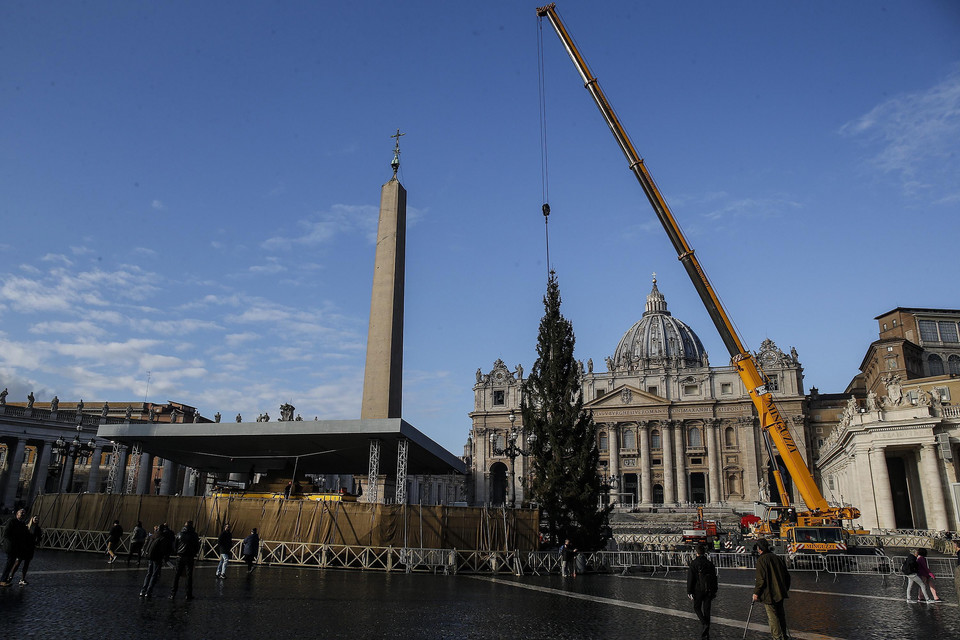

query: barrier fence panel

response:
[822,553,894,583]
[711,552,755,571]
[784,553,826,580]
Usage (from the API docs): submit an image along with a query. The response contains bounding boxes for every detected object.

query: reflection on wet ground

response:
[0,551,954,639]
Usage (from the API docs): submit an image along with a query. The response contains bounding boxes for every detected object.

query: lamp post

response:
[53,423,97,493]
[489,409,533,508]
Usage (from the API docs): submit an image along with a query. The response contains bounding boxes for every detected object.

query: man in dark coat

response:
[106,519,123,564]
[0,508,28,586]
[752,538,791,640]
[140,524,172,597]
[687,543,718,640]
[242,527,260,573]
[169,521,201,600]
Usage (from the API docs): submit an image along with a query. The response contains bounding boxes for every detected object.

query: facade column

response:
[741,417,760,503]
[851,451,877,529]
[136,453,153,494]
[181,468,196,496]
[1,438,27,508]
[60,452,77,493]
[159,458,177,495]
[27,440,52,503]
[868,446,895,530]
[86,446,104,493]
[919,443,949,531]
[638,421,651,505]
[674,421,687,504]
[662,421,675,503]
[706,418,721,504]
[112,447,129,494]
[607,425,620,505]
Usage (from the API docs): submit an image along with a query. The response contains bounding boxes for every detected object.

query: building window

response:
[949,355,960,375]
[493,390,505,405]
[938,321,958,343]
[724,426,736,447]
[688,427,702,448]
[651,430,661,450]
[882,323,887,330]
[721,383,732,395]
[652,458,662,466]
[690,457,703,465]
[623,429,636,450]
[919,320,939,342]
[599,432,608,451]
[817,438,824,447]
[929,354,945,376]
[934,387,951,402]
[766,375,779,391]
[596,388,606,398]
[828,476,835,490]
[683,384,698,395]
[647,386,658,396]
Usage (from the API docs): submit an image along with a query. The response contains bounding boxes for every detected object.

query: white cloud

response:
[261,203,379,250]
[152,199,165,210]
[840,67,960,199]
[29,320,107,337]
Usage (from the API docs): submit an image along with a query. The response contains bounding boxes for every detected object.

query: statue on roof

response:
[50,395,59,412]
[279,403,295,422]
[0,388,6,405]
[27,392,35,408]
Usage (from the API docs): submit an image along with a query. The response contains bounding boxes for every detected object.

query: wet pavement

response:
[0,550,955,639]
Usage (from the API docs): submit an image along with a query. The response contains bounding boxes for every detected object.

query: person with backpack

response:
[169,520,201,600]
[127,521,147,566]
[902,548,933,603]
[687,543,718,640]
[915,548,941,602]
[242,527,260,574]
[140,524,172,598]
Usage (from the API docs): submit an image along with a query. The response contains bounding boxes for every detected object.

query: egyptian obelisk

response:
[361,131,406,419]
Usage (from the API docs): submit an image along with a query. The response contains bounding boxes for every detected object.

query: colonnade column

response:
[607,425,620,505]
[662,421,675,503]
[60,453,76,493]
[919,443,949,531]
[27,440,52,503]
[706,418,721,504]
[86,445,103,494]
[1,438,27,508]
[638,421,651,505]
[159,457,177,495]
[853,448,878,529]
[136,453,153,494]
[673,421,687,504]
[867,446,895,530]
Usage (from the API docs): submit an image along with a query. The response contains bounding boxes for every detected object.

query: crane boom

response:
[536,3,857,522]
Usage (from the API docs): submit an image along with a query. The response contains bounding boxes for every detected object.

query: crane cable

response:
[537,15,551,278]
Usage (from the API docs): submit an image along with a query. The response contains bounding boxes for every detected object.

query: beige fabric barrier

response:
[32,494,540,551]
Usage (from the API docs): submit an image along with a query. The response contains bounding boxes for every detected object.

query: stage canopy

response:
[97,418,465,476]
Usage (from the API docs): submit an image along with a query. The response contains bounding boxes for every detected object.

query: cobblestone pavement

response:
[0,551,955,639]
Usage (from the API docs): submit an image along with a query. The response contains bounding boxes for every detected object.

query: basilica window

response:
[939,321,959,343]
[647,386,658,396]
[724,426,736,448]
[623,429,636,450]
[493,390,505,405]
[929,354,945,376]
[683,384,698,395]
[949,355,960,375]
[721,383,732,395]
[919,320,940,342]
[599,432,608,452]
[687,427,702,448]
[766,375,779,391]
[651,430,662,450]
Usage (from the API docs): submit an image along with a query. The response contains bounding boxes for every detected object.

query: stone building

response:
[815,308,960,531]
[465,279,812,509]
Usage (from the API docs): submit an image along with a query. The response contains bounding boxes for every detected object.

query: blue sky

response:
[1,1,958,454]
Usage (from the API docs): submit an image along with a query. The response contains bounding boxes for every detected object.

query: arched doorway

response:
[652,483,664,504]
[689,472,707,504]
[489,462,507,506]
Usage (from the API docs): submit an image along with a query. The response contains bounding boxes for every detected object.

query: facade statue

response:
[515,364,523,379]
[0,387,7,405]
[50,395,59,412]
[125,405,133,420]
[149,406,157,422]
[279,403,295,422]
[214,412,221,423]
[77,399,84,413]
[295,414,303,421]
[918,389,933,407]
[101,402,110,417]
[882,374,903,407]
[236,413,242,423]
[192,410,200,423]
[27,391,35,408]
[866,391,879,411]
[476,368,482,383]
[170,408,180,423]
[587,358,593,374]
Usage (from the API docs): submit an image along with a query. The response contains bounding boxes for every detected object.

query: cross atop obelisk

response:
[361,133,408,419]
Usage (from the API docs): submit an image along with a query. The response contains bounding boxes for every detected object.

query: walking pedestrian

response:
[687,543,718,640]
[106,519,123,563]
[127,521,147,566]
[216,523,233,578]
[559,538,578,578]
[161,522,176,567]
[752,539,791,640]
[915,548,941,602]
[242,527,260,573]
[169,520,201,600]
[140,524,172,598]
[0,508,28,587]
[903,548,933,603]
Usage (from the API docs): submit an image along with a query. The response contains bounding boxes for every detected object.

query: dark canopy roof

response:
[97,418,465,476]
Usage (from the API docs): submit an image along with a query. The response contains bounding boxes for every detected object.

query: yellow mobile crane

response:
[536,4,861,551]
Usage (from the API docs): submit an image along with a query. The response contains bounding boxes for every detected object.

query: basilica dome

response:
[609,278,708,371]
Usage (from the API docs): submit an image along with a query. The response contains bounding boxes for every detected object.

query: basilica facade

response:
[465,279,813,510]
